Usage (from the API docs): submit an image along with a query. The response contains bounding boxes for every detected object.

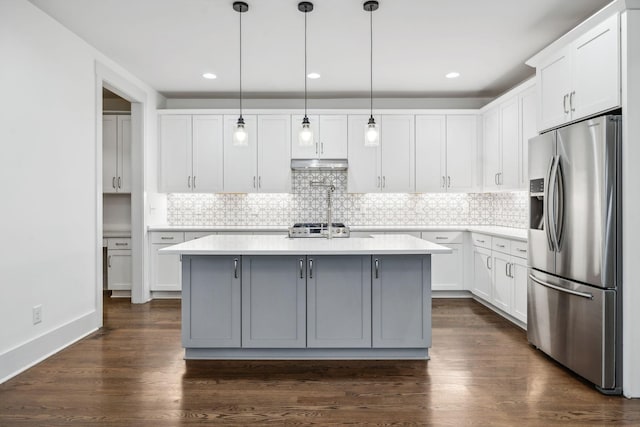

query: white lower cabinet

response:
[472,233,528,326]
[106,238,131,291]
[421,231,464,291]
[472,246,493,301]
[150,232,185,291]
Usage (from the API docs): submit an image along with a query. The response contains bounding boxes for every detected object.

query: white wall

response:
[0,0,164,383]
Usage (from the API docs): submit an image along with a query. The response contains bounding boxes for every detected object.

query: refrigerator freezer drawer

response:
[527,269,617,390]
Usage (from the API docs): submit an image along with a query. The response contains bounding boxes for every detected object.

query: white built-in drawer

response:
[510,240,528,258]
[151,232,185,244]
[492,237,511,253]
[184,231,215,241]
[107,238,131,250]
[471,233,491,249]
[421,231,463,244]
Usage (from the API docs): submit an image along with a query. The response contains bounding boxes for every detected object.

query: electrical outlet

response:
[32,305,42,325]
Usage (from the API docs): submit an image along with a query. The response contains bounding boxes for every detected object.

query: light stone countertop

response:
[148,225,527,241]
[160,234,452,256]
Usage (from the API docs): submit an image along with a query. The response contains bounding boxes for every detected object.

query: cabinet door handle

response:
[486,256,491,270]
[375,258,379,279]
[193,176,196,189]
[509,263,514,278]
[112,177,116,189]
[516,248,527,253]
[253,176,256,188]
[115,242,127,246]
[299,258,304,279]
[187,176,191,188]
[505,262,509,277]
[309,259,313,279]
[495,173,499,185]
[563,94,569,114]
[160,236,174,240]
[377,176,381,188]
[383,176,386,188]
[499,173,503,185]
[435,236,447,240]
[108,255,112,268]
[476,239,485,243]
[321,142,324,154]
[316,142,319,155]
[496,244,506,248]
[117,176,121,189]
[442,176,446,188]
[258,176,262,189]
[570,91,576,112]
[447,176,451,188]
[233,258,239,279]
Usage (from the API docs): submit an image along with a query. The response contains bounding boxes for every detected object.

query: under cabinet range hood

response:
[290,159,348,171]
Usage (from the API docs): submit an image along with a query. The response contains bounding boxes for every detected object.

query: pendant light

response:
[232,2,249,146]
[298,2,314,147]
[364,0,379,147]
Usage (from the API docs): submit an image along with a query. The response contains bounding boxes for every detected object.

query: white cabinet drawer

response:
[151,232,185,244]
[510,240,528,259]
[471,233,491,249]
[421,231,463,244]
[493,237,510,253]
[185,231,215,241]
[107,238,131,250]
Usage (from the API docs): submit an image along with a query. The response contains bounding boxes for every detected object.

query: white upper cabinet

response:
[537,13,619,131]
[415,115,446,192]
[224,115,291,193]
[482,80,537,192]
[224,115,258,193]
[445,115,477,192]
[416,115,477,193]
[257,115,291,193]
[519,86,537,188]
[103,115,131,193]
[290,115,347,159]
[159,114,223,193]
[347,115,414,193]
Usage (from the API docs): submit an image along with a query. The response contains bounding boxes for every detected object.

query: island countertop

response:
[160,233,452,256]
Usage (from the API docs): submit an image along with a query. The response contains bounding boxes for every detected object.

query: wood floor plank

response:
[1,297,640,425]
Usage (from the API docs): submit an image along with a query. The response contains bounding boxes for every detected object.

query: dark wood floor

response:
[2,297,640,426]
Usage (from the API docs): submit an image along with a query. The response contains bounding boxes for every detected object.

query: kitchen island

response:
[161,234,451,360]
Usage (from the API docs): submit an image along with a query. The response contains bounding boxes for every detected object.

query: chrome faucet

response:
[310,180,336,239]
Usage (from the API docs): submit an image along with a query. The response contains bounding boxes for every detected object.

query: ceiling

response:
[30,0,612,99]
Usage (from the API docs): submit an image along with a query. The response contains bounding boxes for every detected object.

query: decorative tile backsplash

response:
[167,171,529,228]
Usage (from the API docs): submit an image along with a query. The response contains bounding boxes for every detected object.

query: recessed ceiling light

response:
[445,72,460,79]
[202,73,217,79]
[307,72,321,79]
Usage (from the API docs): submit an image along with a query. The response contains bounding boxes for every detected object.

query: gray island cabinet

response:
[162,234,450,359]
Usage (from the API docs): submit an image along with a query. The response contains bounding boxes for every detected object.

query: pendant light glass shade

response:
[298,2,314,147]
[298,116,314,146]
[364,1,379,147]
[233,117,248,146]
[232,2,249,146]
[364,116,379,146]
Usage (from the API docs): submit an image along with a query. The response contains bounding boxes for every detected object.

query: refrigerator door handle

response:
[555,159,565,250]
[548,155,561,252]
[545,156,557,251]
[528,274,593,300]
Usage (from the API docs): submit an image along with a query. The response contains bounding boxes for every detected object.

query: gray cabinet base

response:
[185,348,429,360]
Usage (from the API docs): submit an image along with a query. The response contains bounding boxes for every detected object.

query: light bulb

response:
[298,117,314,146]
[233,118,248,146]
[364,117,379,146]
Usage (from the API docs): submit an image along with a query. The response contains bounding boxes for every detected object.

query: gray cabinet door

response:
[182,256,241,348]
[372,255,431,348]
[242,256,306,348]
[307,256,372,348]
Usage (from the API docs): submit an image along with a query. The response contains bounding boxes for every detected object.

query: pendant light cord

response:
[239,7,243,119]
[369,7,373,119]
[304,8,308,117]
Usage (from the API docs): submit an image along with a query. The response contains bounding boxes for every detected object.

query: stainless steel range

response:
[288,223,350,238]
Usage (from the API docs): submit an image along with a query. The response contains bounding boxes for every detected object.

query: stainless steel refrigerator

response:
[527,114,621,394]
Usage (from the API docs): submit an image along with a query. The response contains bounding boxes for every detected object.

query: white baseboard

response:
[0,311,98,384]
[432,290,473,298]
[150,290,181,299]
